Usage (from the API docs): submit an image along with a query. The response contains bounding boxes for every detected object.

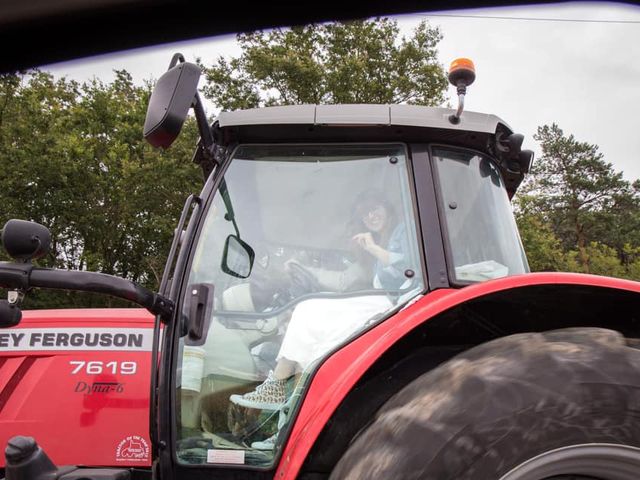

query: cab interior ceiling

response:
[299,283,640,477]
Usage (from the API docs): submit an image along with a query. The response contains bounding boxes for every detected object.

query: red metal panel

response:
[0,308,154,467]
[275,272,640,479]
[0,358,24,399]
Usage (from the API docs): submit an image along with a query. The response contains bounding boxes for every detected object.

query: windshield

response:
[176,144,424,467]
[433,147,529,282]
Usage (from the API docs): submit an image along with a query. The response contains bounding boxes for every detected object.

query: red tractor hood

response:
[0,308,155,468]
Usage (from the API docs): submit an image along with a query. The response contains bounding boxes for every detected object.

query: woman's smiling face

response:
[362,204,388,233]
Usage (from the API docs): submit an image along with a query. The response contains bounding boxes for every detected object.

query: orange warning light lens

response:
[448,58,476,88]
[449,58,475,75]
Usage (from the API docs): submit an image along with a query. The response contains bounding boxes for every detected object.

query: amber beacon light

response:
[448,57,476,124]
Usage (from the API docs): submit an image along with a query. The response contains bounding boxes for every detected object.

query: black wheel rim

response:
[499,444,640,480]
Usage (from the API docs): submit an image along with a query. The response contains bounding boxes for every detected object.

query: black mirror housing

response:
[221,235,255,279]
[0,300,22,328]
[519,149,534,174]
[507,133,524,158]
[143,60,201,149]
[1,219,51,262]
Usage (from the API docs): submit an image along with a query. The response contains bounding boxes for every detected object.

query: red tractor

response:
[1,57,639,480]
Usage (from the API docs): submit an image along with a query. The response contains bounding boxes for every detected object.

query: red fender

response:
[276,272,640,478]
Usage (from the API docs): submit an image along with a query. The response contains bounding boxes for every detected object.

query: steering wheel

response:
[286,261,321,297]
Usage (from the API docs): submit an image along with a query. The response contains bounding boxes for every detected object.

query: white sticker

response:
[181,346,205,392]
[207,449,246,465]
[0,328,153,351]
[115,435,150,462]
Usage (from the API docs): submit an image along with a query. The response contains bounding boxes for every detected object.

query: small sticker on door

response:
[207,449,246,464]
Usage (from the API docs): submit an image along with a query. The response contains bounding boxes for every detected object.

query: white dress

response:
[276,294,392,371]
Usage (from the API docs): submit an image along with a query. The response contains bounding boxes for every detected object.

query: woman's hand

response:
[352,232,376,252]
[352,232,391,265]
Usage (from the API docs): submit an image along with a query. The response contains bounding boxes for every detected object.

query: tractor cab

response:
[146,58,532,470]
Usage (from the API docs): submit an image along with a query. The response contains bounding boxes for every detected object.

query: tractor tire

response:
[330,328,640,480]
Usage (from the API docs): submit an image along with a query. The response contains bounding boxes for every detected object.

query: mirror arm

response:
[147,293,175,321]
[0,262,33,290]
[0,265,174,321]
[219,179,241,238]
[191,91,217,180]
[193,93,214,152]
[29,269,175,320]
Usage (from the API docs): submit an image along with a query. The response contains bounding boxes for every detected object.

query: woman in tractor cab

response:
[229,189,412,447]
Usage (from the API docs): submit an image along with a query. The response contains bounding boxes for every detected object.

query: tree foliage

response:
[516,123,640,279]
[202,19,448,110]
[515,206,569,273]
[0,70,201,308]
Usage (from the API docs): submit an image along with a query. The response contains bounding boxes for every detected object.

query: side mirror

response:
[0,300,22,328]
[496,132,531,174]
[221,235,255,279]
[1,220,51,262]
[497,132,524,158]
[518,150,534,174]
[506,133,524,157]
[143,58,201,149]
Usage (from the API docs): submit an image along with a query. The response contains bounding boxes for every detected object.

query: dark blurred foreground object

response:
[331,328,640,479]
[0,0,570,73]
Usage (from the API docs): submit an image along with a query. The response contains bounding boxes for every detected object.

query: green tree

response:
[0,70,81,265]
[521,123,640,274]
[515,203,569,272]
[0,70,201,308]
[202,19,448,110]
[622,244,640,280]
[564,242,626,279]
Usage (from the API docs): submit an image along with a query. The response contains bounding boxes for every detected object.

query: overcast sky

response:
[45,1,640,181]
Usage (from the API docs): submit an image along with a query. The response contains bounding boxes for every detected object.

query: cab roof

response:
[217,104,511,134]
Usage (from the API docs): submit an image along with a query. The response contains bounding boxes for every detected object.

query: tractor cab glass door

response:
[175,144,425,468]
